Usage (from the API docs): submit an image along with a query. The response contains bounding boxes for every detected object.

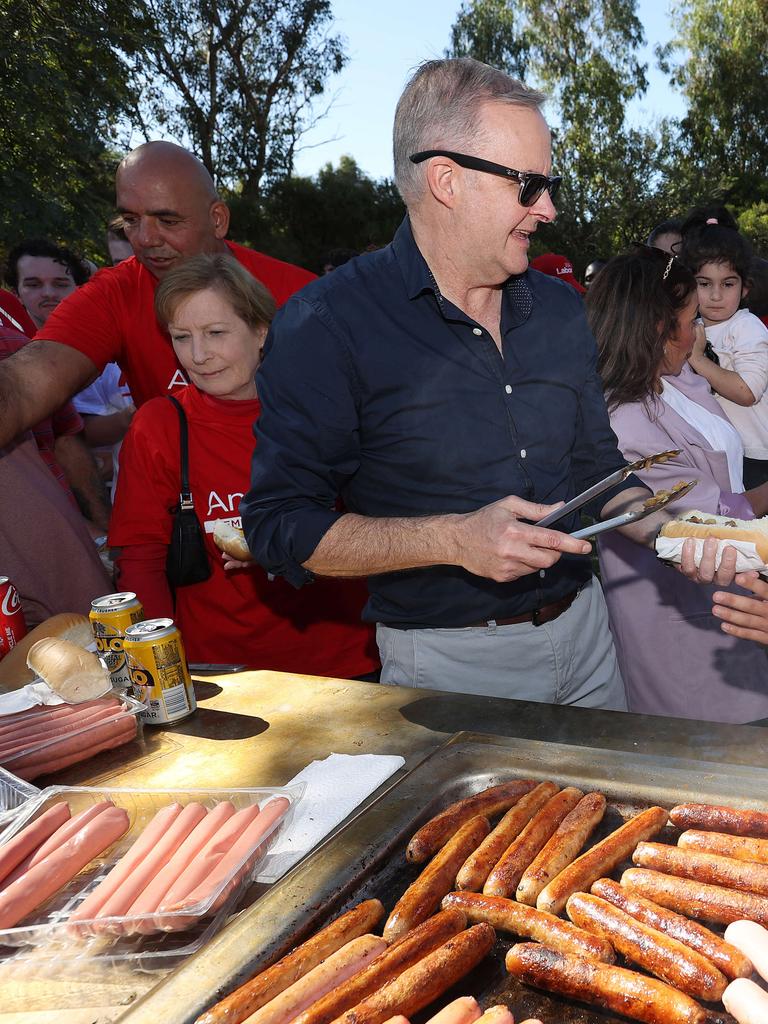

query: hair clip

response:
[662,254,675,280]
[706,217,718,225]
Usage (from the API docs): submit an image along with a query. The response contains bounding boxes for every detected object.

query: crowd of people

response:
[3,56,768,724]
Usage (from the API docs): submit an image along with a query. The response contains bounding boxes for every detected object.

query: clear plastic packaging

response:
[0,783,302,971]
[0,693,144,780]
[0,767,40,835]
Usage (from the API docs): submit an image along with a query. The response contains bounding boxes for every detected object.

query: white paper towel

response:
[256,752,405,883]
[655,536,768,572]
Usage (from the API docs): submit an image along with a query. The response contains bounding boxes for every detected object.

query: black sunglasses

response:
[409,150,561,208]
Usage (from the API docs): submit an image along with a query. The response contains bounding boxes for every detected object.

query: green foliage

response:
[228,156,405,272]
[136,0,347,196]
[0,0,148,259]
[659,0,768,210]
[739,203,768,253]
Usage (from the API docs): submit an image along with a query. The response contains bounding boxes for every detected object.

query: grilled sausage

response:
[723,978,768,1024]
[621,867,768,926]
[483,787,583,898]
[505,942,706,1024]
[442,890,614,962]
[384,816,490,942]
[679,829,768,865]
[591,877,751,980]
[633,841,768,896]
[517,792,606,906]
[329,924,496,1024]
[566,892,726,1001]
[194,899,385,1024]
[456,783,559,892]
[670,803,768,838]
[290,909,467,1024]
[243,935,388,1024]
[536,805,668,916]
[406,781,538,863]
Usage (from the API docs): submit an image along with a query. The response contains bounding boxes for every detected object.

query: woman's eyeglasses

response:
[409,150,561,208]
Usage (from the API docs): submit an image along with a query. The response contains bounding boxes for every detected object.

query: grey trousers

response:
[376,578,627,711]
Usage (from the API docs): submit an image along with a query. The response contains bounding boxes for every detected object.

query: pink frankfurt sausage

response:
[0,804,129,930]
[125,801,237,933]
[0,802,70,885]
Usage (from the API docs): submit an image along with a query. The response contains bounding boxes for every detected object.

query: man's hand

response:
[712,571,768,643]
[679,536,739,586]
[453,496,592,583]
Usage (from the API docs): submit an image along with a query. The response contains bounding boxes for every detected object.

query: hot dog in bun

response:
[212,521,251,561]
[659,511,768,563]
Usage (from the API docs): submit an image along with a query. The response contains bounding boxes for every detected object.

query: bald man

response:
[0,142,315,446]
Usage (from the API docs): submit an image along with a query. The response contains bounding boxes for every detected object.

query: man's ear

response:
[211,200,230,239]
[424,157,460,210]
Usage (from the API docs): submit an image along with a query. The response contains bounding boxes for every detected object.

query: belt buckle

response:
[531,606,543,627]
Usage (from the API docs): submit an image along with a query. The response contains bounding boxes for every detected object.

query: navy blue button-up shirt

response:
[241,218,640,628]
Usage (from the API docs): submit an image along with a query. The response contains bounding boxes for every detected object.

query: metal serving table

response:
[1,670,766,1022]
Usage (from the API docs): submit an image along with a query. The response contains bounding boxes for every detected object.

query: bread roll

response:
[0,613,93,691]
[26,637,111,703]
[659,510,768,563]
[212,521,251,561]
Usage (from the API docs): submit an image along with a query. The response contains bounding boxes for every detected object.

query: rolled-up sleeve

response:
[240,298,361,587]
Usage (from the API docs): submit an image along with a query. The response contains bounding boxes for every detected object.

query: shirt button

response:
[539,569,546,578]
[472,327,482,336]
[505,384,512,394]
[520,449,527,458]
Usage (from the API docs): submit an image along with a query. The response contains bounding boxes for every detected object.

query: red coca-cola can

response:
[0,576,27,660]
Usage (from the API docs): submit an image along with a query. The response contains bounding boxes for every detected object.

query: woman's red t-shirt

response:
[109,385,378,677]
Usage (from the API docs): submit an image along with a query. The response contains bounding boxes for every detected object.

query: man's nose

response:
[136,217,161,247]
[531,188,557,223]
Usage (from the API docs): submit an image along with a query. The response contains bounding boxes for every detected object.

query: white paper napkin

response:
[655,536,768,572]
[256,752,405,883]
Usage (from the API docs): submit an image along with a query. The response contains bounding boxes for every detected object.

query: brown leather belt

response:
[465,588,580,629]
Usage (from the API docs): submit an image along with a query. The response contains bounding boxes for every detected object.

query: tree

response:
[136,0,347,197]
[448,0,664,266]
[657,0,768,211]
[0,0,147,258]
[229,156,405,271]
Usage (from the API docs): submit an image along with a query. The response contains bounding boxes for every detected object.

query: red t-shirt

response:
[109,385,377,677]
[38,242,315,408]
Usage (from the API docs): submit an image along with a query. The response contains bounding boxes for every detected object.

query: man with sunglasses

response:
[242,58,665,707]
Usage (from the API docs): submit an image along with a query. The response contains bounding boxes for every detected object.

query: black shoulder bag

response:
[165,396,212,587]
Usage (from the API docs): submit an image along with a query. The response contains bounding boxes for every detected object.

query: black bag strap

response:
[167,395,194,510]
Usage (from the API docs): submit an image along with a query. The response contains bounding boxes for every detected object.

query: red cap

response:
[530,253,586,294]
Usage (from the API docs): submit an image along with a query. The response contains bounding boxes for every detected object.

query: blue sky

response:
[294,0,686,180]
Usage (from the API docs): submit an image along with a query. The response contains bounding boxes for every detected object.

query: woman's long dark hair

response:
[585,247,697,411]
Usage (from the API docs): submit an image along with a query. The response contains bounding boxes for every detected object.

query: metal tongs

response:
[537,449,697,540]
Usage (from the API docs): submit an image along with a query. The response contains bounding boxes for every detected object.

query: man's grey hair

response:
[393,58,546,207]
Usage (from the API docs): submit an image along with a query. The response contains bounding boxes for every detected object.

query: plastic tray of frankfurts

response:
[0,783,303,970]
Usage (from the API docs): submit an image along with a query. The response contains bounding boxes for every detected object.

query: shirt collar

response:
[392,216,533,327]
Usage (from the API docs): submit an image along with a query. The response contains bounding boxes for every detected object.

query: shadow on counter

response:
[398,692,768,767]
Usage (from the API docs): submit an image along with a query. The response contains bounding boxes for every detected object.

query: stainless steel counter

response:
[1,670,766,1022]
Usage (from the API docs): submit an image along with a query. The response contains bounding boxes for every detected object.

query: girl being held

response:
[681,208,768,488]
